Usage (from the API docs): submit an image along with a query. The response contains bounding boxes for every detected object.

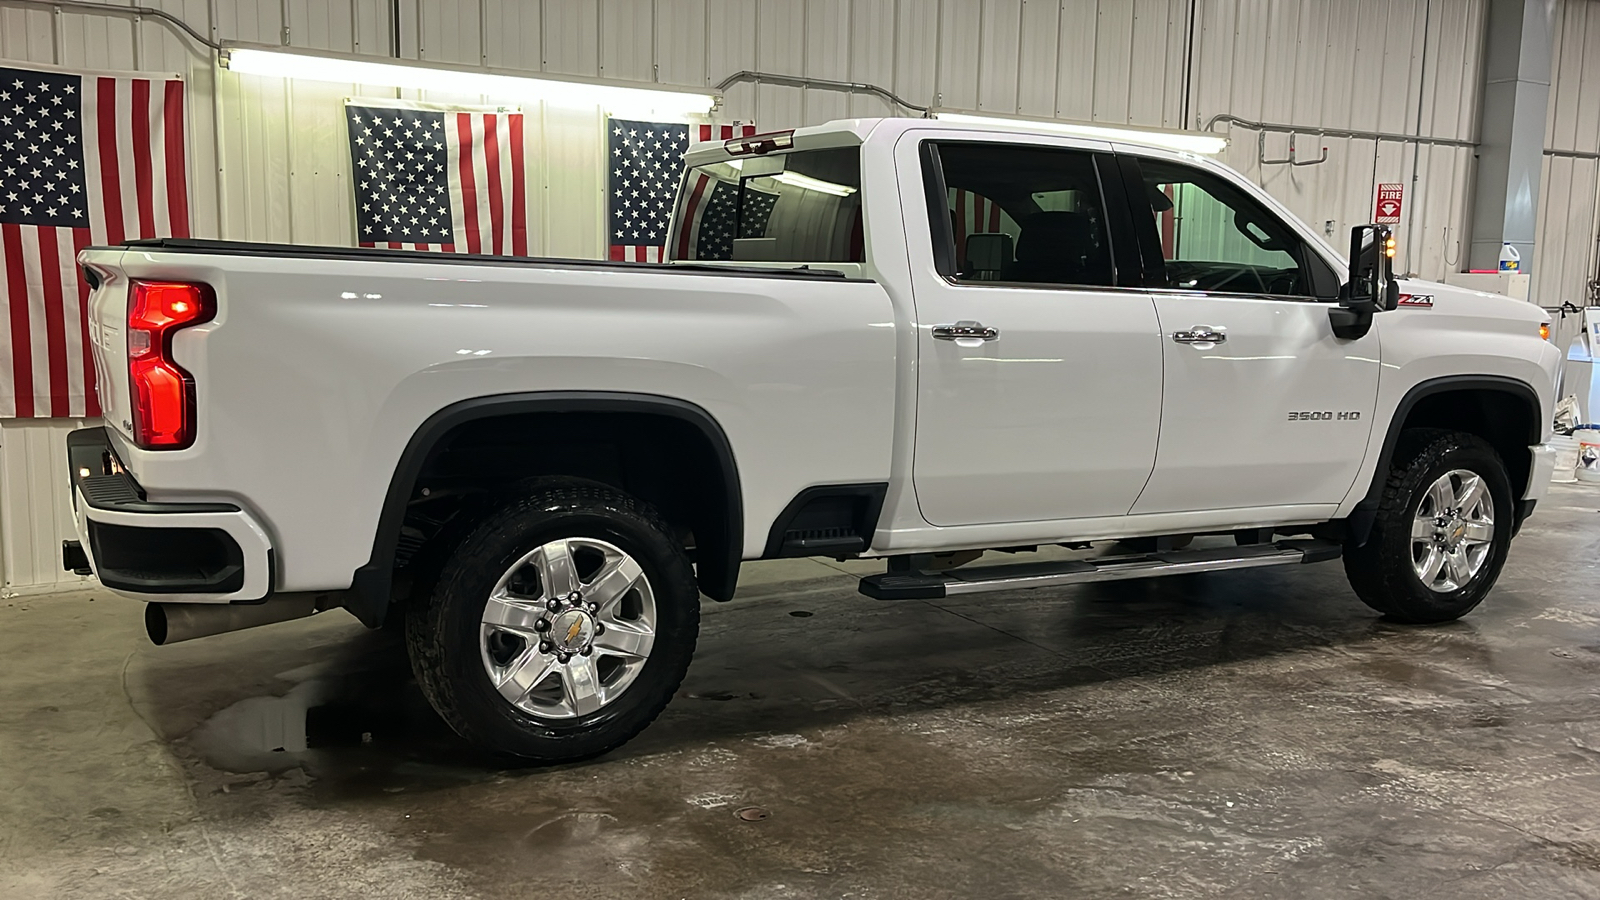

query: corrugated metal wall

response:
[0,0,1585,591]
[1536,0,1600,309]
[1199,0,1486,285]
[0,419,97,593]
[0,0,1495,265]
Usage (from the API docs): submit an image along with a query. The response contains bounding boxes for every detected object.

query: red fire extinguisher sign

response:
[1375,184,1403,223]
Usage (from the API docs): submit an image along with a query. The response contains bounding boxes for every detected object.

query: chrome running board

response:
[858,540,1342,600]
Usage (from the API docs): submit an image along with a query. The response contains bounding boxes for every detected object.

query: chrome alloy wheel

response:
[478,537,656,719]
[1410,468,1496,593]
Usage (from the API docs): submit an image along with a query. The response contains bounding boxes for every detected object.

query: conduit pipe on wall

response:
[1203,114,1479,150]
[0,0,222,51]
[714,70,934,115]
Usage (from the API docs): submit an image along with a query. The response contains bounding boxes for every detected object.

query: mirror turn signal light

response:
[1540,323,1551,341]
[1384,236,1397,259]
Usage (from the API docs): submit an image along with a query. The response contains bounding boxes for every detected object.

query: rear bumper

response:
[66,427,273,602]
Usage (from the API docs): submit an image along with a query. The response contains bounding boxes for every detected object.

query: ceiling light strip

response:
[223,46,718,119]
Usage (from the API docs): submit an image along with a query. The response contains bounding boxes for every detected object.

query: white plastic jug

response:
[1498,242,1521,272]
[1577,426,1600,484]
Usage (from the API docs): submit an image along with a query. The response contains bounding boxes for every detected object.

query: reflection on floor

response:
[4,483,1600,898]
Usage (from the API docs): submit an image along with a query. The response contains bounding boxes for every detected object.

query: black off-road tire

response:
[405,478,699,762]
[1343,429,1515,624]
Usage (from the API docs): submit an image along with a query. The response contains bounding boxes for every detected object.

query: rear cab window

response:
[669,146,864,267]
[922,141,1127,289]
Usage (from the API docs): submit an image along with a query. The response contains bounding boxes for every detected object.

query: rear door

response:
[901,135,1164,527]
[1117,153,1381,515]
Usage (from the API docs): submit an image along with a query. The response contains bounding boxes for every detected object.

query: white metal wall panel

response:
[1200,0,1488,284]
[655,0,708,88]
[215,0,282,45]
[483,0,543,70]
[287,0,357,53]
[0,419,97,595]
[707,0,759,118]
[541,103,609,257]
[893,0,938,114]
[1126,0,1173,128]
[601,0,657,81]
[804,0,853,124]
[1015,0,1060,118]
[544,0,601,76]
[1091,0,1134,123]
[976,0,1022,114]
[848,0,898,117]
[286,78,360,246]
[1054,1,1097,120]
[937,0,982,112]
[753,0,804,128]
[0,6,54,62]
[1536,0,1600,309]
[417,0,483,65]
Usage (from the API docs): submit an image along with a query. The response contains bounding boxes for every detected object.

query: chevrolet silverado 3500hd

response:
[66,117,1560,761]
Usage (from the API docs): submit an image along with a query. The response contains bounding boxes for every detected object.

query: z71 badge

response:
[1288,411,1362,421]
[1397,293,1434,308]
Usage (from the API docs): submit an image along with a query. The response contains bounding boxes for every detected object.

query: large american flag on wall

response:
[0,64,188,419]
[346,101,526,255]
[609,121,754,262]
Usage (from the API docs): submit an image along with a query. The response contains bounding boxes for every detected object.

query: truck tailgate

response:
[79,249,132,440]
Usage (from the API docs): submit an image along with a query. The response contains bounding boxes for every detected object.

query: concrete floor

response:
[4,485,1600,899]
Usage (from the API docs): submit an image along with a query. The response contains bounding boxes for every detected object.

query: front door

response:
[1119,154,1380,515]
[904,137,1165,527]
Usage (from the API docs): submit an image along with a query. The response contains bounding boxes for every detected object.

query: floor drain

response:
[789,610,813,617]
[735,806,769,822]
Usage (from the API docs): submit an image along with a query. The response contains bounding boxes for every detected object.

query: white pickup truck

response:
[66,117,1561,762]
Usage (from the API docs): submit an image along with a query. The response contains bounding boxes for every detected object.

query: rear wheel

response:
[405,479,699,762]
[1343,429,1514,624]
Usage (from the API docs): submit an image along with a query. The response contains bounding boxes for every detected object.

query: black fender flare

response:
[1346,374,1540,546]
[346,391,743,627]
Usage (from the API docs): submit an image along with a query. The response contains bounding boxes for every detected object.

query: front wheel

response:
[405,479,700,762]
[1343,429,1514,624]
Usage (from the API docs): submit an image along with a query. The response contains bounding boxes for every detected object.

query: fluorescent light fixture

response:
[933,111,1228,155]
[770,171,857,196]
[225,47,717,118]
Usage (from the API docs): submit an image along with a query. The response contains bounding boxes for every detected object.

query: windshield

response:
[668,147,863,263]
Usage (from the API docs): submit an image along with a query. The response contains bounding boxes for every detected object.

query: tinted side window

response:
[673,147,863,263]
[1132,158,1318,298]
[929,143,1116,288]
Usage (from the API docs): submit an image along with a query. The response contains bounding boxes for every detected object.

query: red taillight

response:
[127,280,213,449]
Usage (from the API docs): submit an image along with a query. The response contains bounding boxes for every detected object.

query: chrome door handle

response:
[933,321,1000,342]
[1172,325,1227,346]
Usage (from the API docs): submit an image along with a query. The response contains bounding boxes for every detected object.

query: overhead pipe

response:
[0,0,221,51]
[145,592,344,645]
[1204,113,1478,150]
[714,70,933,116]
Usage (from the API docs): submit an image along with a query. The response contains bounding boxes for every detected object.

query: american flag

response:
[346,102,526,255]
[673,174,780,260]
[949,188,1010,266]
[0,65,188,419]
[609,121,755,262]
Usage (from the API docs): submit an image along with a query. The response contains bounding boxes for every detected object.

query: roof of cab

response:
[680,116,1222,167]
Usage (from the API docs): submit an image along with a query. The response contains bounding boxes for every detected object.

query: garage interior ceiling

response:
[0,0,1599,594]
